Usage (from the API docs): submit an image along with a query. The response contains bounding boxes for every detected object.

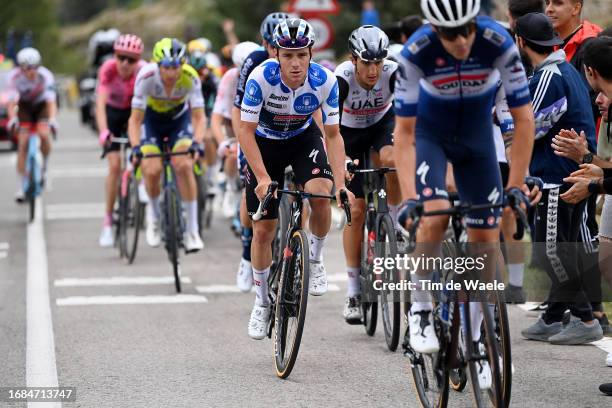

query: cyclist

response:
[96,34,145,247]
[128,38,206,253]
[334,26,401,323]
[239,18,354,339]
[394,0,535,387]
[232,12,290,293]
[6,47,58,202]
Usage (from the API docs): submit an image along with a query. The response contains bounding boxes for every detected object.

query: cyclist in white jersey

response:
[334,26,402,323]
[239,18,354,339]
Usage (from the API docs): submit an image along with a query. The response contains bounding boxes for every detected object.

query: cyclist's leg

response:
[140,116,164,234]
[15,102,35,197]
[104,151,121,219]
[237,145,255,290]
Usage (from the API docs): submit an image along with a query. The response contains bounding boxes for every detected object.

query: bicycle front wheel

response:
[377,214,400,351]
[27,156,37,222]
[126,175,144,264]
[164,186,182,293]
[274,229,310,379]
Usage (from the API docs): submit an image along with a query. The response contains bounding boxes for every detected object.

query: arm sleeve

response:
[239,70,264,123]
[321,78,340,126]
[393,55,423,117]
[494,45,531,108]
[336,76,349,123]
[529,72,567,140]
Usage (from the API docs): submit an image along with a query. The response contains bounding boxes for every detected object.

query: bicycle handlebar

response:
[252,181,279,221]
[100,136,130,159]
[345,160,396,175]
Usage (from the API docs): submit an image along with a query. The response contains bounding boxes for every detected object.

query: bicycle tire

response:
[126,175,143,264]
[493,297,512,408]
[196,171,207,234]
[272,195,291,271]
[465,302,503,408]
[361,215,378,336]
[27,155,36,222]
[377,215,400,351]
[118,181,129,259]
[164,186,182,293]
[274,229,310,379]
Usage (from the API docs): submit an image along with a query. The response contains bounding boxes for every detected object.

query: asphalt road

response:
[0,110,611,407]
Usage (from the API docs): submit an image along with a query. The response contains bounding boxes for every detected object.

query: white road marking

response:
[0,251,7,259]
[195,283,341,294]
[0,242,9,250]
[56,294,208,306]
[26,198,61,407]
[46,202,104,220]
[49,166,107,178]
[54,276,192,287]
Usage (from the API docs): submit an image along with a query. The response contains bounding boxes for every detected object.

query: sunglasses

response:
[159,59,182,69]
[436,22,477,41]
[116,54,137,64]
[21,64,38,71]
[356,48,388,62]
[276,36,311,49]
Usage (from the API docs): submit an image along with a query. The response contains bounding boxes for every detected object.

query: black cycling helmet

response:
[260,12,291,44]
[348,25,389,62]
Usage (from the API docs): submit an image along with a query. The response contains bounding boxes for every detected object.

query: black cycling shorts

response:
[245,123,333,220]
[499,161,509,188]
[342,110,394,198]
[105,105,131,152]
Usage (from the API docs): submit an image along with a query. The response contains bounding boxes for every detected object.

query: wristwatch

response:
[582,152,593,164]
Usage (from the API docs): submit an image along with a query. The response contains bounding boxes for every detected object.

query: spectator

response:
[514,12,602,345]
[508,0,545,30]
[398,15,423,43]
[361,0,380,27]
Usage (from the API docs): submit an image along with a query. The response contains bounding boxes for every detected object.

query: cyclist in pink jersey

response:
[96,34,145,247]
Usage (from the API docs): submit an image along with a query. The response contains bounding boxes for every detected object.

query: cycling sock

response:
[508,263,524,287]
[346,266,361,297]
[470,303,483,342]
[148,195,161,220]
[410,271,434,311]
[103,212,113,227]
[253,266,270,307]
[389,203,400,229]
[309,233,327,262]
[241,227,253,262]
[185,200,198,233]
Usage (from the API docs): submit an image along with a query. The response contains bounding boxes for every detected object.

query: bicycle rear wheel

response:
[377,215,400,351]
[274,229,310,379]
[164,186,182,293]
[493,297,512,407]
[26,155,37,222]
[361,218,378,336]
[126,175,144,264]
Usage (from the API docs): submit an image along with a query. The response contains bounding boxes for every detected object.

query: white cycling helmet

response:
[17,47,41,66]
[421,0,481,27]
[232,41,260,68]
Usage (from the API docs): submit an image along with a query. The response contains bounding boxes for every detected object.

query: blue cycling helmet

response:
[260,12,291,44]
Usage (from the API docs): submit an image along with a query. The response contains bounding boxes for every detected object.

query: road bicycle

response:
[254,181,351,379]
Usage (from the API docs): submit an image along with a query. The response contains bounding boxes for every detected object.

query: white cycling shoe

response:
[248,303,271,340]
[183,231,204,253]
[236,258,253,292]
[309,260,328,296]
[475,341,492,390]
[408,309,440,354]
[146,219,161,247]
[98,226,114,247]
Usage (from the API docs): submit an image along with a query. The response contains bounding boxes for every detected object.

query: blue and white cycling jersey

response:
[240,59,340,139]
[395,16,531,135]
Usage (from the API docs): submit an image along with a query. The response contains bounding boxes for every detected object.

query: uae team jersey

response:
[240,59,340,139]
[394,16,531,136]
[335,59,397,128]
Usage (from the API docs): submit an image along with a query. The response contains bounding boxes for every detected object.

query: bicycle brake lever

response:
[339,189,351,226]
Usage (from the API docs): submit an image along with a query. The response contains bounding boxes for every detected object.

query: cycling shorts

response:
[245,123,333,220]
[105,106,131,152]
[141,108,193,150]
[342,110,394,198]
[415,129,503,229]
[17,101,49,125]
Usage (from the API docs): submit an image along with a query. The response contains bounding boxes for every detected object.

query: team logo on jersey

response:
[263,62,281,86]
[294,93,319,114]
[243,79,263,106]
[308,64,327,89]
[483,28,506,47]
[408,35,430,54]
[436,57,446,67]
[326,82,339,108]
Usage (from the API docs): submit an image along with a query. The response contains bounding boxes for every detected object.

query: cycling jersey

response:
[6,66,56,105]
[234,48,267,109]
[335,59,397,128]
[213,67,239,120]
[240,59,339,139]
[132,62,204,117]
[395,17,531,229]
[97,58,145,109]
[395,17,531,128]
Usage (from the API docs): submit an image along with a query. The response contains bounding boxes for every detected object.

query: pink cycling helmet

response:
[114,34,144,56]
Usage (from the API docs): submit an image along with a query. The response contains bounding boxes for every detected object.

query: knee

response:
[379,150,395,168]
[142,162,161,179]
[349,202,366,224]
[253,224,275,244]
[309,197,330,214]
[108,161,121,178]
[174,158,193,175]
